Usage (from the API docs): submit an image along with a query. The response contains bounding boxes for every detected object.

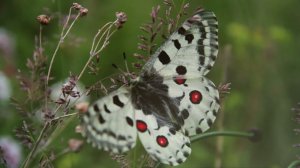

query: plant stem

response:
[52,112,78,121]
[215,45,231,168]
[153,130,254,168]
[190,131,254,142]
[287,160,300,168]
[22,122,50,168]
[46,11,80,84]
[39,25,42,52]
[78,27,117,80]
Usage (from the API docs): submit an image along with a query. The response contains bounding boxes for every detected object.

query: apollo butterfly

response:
[81,8,220,166]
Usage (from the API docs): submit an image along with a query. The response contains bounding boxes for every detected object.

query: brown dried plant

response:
[12,3,127,168]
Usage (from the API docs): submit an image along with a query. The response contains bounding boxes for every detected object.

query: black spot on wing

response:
[207,119,213,127]
[198,118,204,125]
[113,95,124,107]
[173,39,181,50]
[108,130,117,138]
[181,109,189,119]
[176,65,187,75]
[178,27,186,35]
[117,135,126,141]
[210,55,217,61]
[205,86,209,92]
[199,56,205,65]
[184,151,190,157]
[177,159,183,164]
[209,101,213,107]
[126,116,134,127]
[198,46,204,56]
[158,50,171,65]
[93,104,100,113]
[169,128,176,135]
[185,34,194,44]
[184,130,189,136]
[104,104,111,113]
[206,65,212,71]
[196,127,202,134]
[213,110,217,116]
[98,114,105,124]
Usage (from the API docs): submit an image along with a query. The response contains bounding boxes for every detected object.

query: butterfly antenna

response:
[123,52,130,75]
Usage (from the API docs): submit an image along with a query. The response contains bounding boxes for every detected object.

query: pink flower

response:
[0,137,22,168]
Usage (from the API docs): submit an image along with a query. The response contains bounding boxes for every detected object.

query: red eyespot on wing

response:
[156,135,169,147]
[189,90,202,104]
[136,120,147,132]
[174,76,186,85]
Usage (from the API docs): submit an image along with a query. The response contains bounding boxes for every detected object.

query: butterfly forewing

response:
[82,87,137,153]
[142,8,218,78]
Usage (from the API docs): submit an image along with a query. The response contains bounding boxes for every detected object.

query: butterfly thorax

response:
[130,70,184,130]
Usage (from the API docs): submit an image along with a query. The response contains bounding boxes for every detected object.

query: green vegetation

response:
[0,0,299,167]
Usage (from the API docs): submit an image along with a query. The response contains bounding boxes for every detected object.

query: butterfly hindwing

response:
[143,8,218,78]
[135,109,191,166]
[82,87,137,153]
[164,77,220,136]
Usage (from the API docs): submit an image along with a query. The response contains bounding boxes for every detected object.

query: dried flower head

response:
[115,12,127,29]
[109,153,129,168]
[151,5,160,23]
[68,139,83,152]
[75,102,89,113]
[79,8,88,16]
[75,125,84,133]
[37,15,51,25]
[72,3,88,17]
[133,63,142,69]
[43,108,55,121]
[218,83,231,99]
[72,3,83,10]
[14,121,34,149]
[163,0,173,6]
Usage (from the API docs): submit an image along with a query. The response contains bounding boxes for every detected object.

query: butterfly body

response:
[82,8,220,166]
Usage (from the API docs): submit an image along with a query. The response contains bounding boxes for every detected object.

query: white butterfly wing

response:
[135,109,191,166]
[82,8,220,166]
[82,87,137,153]
[164,77,220,136]
[143,8,218,78]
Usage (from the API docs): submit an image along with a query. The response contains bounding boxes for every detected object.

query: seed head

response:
[115,12,127,29]
[37,15,51,25]
[68,139,83,152]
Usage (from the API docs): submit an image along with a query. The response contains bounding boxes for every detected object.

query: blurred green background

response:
[0,0,300,167]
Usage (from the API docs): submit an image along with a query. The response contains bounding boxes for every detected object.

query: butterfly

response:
[81,8,220,166]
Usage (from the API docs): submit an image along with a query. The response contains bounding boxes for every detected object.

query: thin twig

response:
[39,25,43,52]
[52,112,78,121]
[215,45,232,168]
[22,122,50,168]
[190,131,254,142]
[46,11,81,84]
[287,160,300,168]
[90,22,113,54]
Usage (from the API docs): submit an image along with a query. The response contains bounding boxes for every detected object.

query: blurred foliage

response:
[1,0,300,167]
